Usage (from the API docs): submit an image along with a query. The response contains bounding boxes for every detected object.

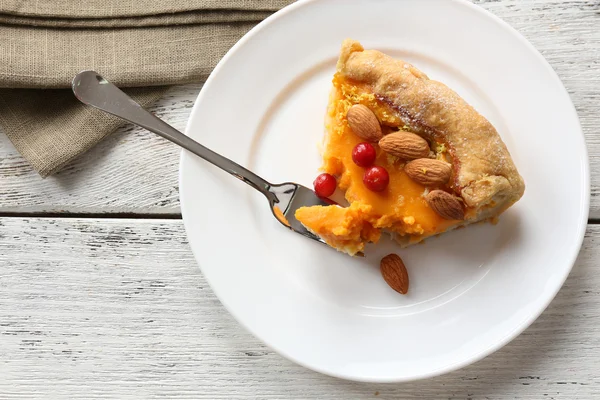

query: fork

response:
[72,71,330,245]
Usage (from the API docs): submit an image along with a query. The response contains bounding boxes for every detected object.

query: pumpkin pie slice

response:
[295,39,525,256]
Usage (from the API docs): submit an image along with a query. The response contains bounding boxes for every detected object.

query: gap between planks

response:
[0,213,597,226]
[0,212,182,220]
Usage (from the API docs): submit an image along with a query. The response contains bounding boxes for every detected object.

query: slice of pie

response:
[295,39,525,256]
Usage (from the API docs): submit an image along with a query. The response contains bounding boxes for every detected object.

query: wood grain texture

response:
[0,0,597,216]
[1,217,599,399]
[0,84,196,214]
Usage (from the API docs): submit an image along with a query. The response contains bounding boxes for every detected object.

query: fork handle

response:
[72,71,275,202]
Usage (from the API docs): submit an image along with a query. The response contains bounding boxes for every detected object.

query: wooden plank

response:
[0,85,197,214]
[0,0,597,216]
[0,217,598,399]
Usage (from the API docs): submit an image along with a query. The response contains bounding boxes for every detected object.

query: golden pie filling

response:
[295,202,382,256]
[296,77,456,254]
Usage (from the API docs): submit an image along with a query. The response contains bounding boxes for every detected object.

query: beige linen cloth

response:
[0,0,293,177]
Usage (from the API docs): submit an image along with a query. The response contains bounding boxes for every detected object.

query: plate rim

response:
[179,0,590,382]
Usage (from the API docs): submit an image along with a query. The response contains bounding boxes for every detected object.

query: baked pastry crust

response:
[296,39,525,254]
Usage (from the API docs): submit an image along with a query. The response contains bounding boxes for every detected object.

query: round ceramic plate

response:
[180,0,589,382]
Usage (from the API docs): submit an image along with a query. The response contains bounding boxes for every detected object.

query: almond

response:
[425,190,464,220]
[379,131,430,160]
[380,254,409,295]
[405,158,452,186]
[346,104,383,142]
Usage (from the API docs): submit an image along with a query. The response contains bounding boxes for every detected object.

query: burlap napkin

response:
[0,0,293,177]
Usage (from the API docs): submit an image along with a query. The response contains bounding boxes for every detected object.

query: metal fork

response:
[72,71,329,245]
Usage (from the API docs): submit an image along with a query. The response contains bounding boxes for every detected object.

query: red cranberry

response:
[313,173,336,197]
[363,166,389,192]
[352,142,377,167]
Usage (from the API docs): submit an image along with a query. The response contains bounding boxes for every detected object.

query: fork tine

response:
[267,183,331,244]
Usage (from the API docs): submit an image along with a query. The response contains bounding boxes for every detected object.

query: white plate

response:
[180,0,589,382]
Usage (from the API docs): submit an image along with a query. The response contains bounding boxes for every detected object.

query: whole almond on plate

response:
[405,158,452,186]
[346,104,383,142]
[425,190,464,220]
[379,131,430,160]
[380,254,409,294]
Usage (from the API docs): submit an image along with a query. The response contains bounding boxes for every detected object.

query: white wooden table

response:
[1,1,599,398]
